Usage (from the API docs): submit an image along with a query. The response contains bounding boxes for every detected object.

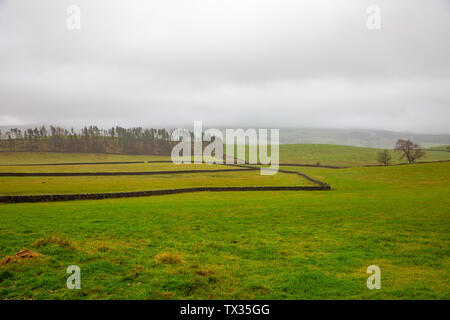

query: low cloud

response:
[0,0,449,133]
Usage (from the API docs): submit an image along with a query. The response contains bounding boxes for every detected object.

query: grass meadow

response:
[0,147,448,299]
[0,170,311,196]
[226,144,450,166]
[0,152,170,165]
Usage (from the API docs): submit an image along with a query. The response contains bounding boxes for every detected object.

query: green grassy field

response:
[3,145,450,167]
[0,162,238,173]
[0,170,312,196]
[428,145,450,151]
[0,148,448,299]
[226,144,450,166]
[0,152,172,165]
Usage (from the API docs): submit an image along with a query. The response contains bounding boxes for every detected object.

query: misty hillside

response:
[279,128,450,149]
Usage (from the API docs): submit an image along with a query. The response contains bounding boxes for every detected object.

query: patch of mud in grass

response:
[0,249,40,265]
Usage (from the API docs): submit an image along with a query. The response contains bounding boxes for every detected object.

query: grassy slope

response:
[428,145,450,151]
[226,144,450,166]
[0,162,448,299]
[279,144,450,166]
[3,145,450,167]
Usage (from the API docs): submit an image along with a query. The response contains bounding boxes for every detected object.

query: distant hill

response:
[279,128,450,149]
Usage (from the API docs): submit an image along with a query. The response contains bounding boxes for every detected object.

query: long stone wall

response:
[0,164,331,203]
[2,161,145,166]
[0,185,330,204]
[0,168,256,177]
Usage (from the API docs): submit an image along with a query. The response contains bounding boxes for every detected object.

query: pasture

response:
[0,152,169,165]
[227,144,450,166]
[0,147,448,299]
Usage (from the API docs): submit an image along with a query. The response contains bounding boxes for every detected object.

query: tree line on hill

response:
[0,127,429,163]
[0,126,177,155]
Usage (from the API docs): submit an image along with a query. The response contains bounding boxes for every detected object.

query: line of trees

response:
[0,126,176,155]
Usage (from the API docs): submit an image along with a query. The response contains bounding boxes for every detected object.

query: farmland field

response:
[226,144,450,166]
[0,152,171,165]
[0,162,240,173]
[277,144,450,166]
[0,171,313,196]
[0,148,449,300]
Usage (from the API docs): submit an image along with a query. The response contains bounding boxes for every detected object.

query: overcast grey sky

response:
[0,0,449,133]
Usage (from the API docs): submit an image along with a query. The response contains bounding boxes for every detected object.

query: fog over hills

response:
[278,128,450,149]
[1,1,450,135]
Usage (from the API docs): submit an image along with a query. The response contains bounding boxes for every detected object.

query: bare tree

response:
[377,149,392,166]
[395,139,425,164]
